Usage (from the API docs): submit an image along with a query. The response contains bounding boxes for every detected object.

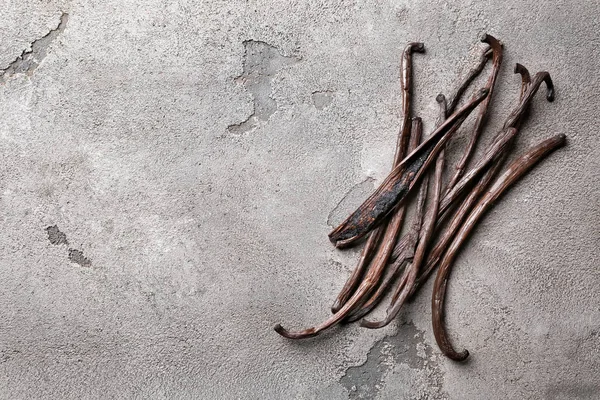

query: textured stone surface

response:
[0,0,598,398]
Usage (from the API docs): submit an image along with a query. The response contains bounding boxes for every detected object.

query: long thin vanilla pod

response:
[328,88,489,248]
[432,134,566,361]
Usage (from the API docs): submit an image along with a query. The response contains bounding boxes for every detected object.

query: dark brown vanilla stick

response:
[396,43,426,165]
[331,44,424,313]
[345,118,425,323]
[359,95,447,325]
[275,191,407,338]
[438,127,518,219]
[514,63,531,100]
[413,157,505,296]
[412,128,517,296]
[328,88,489,248]
[330,228,384,313]
[362,149,445,329]
[432,134,566,361]
[414,70,555,293]
[503,71,554,130]
[390,94,447,263]
[276,122,428,339]
[446,47,491,115]
[445,34,503,193]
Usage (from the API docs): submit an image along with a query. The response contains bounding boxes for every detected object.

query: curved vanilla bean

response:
[439,127,518,218]
[413,129,519,294]
[503,71,554,130]
[446,47,491,115]
[395,42,426,164]
[445,34,503,193]
[331,227,384,313]
[358,95,447,324]
[362,148,445,329]
[432,134,566,360]
[413,158,504,297]
[514,63,531,101]
[344,119,426,323]
[418,71,555,291]
[331,45,424,312]
[511,63,532,132]
[329,88,489,248]
[275,193,407,339]
[391,95,447,262]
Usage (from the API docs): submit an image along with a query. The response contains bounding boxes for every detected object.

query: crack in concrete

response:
[328,178,375,227]
[228,40,298,134]
[0,12,69,84]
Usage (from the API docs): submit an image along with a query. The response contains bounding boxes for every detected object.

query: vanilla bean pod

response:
[514,63,531,100]
[413,69,555,293]
[331,43,424,313]
[362,147,445,329]
[344,118,425,323]
[367,94,449,323]
[275,44,427,339]
[388,41,493,264]
[446,47,491,115]
[413,154,506,296]
[445,34,503,193]
[436,63,531,216]
[275,197,406,338]
[328,88,489,248]
[432,134,566,361]
[438,127,518,220]
[352,94,448,328]
[503,71,554,130]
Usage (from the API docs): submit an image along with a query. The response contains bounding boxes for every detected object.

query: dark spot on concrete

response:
[0,349,21,364]
[0,13,69,84]
[395,6,409,22]
[68,248,92,268]
[328,178,375,227]
[46,225,69,246]
[340,321,444,399]
[228,40,298,134]
[312,90,334,110]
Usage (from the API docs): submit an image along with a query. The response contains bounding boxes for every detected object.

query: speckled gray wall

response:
[0,1,598,399]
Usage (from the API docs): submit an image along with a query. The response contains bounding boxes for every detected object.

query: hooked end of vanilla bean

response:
[359,318,390,329]
[274,324,318,339]
[436,93,447,104]
[479,33,503,49]
[447,349,470,362]
[331,301,342,314]
[407,42,425,53]
[514,63,531,81]
[543,74,555,102]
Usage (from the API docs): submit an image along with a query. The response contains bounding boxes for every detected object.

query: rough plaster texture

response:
[0,1,598,399]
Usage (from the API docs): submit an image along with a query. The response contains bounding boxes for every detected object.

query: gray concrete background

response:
[0,0,598,399]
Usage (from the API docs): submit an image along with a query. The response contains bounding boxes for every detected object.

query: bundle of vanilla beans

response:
[275,34,566,361]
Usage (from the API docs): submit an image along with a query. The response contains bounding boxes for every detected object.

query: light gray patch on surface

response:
[228,40,298,134]
[68,249,91,268]
[46,225,69,246]
[312,90,334,110]
[0,12,68,83]
[328,177,375,227]
[340,321,445,399]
